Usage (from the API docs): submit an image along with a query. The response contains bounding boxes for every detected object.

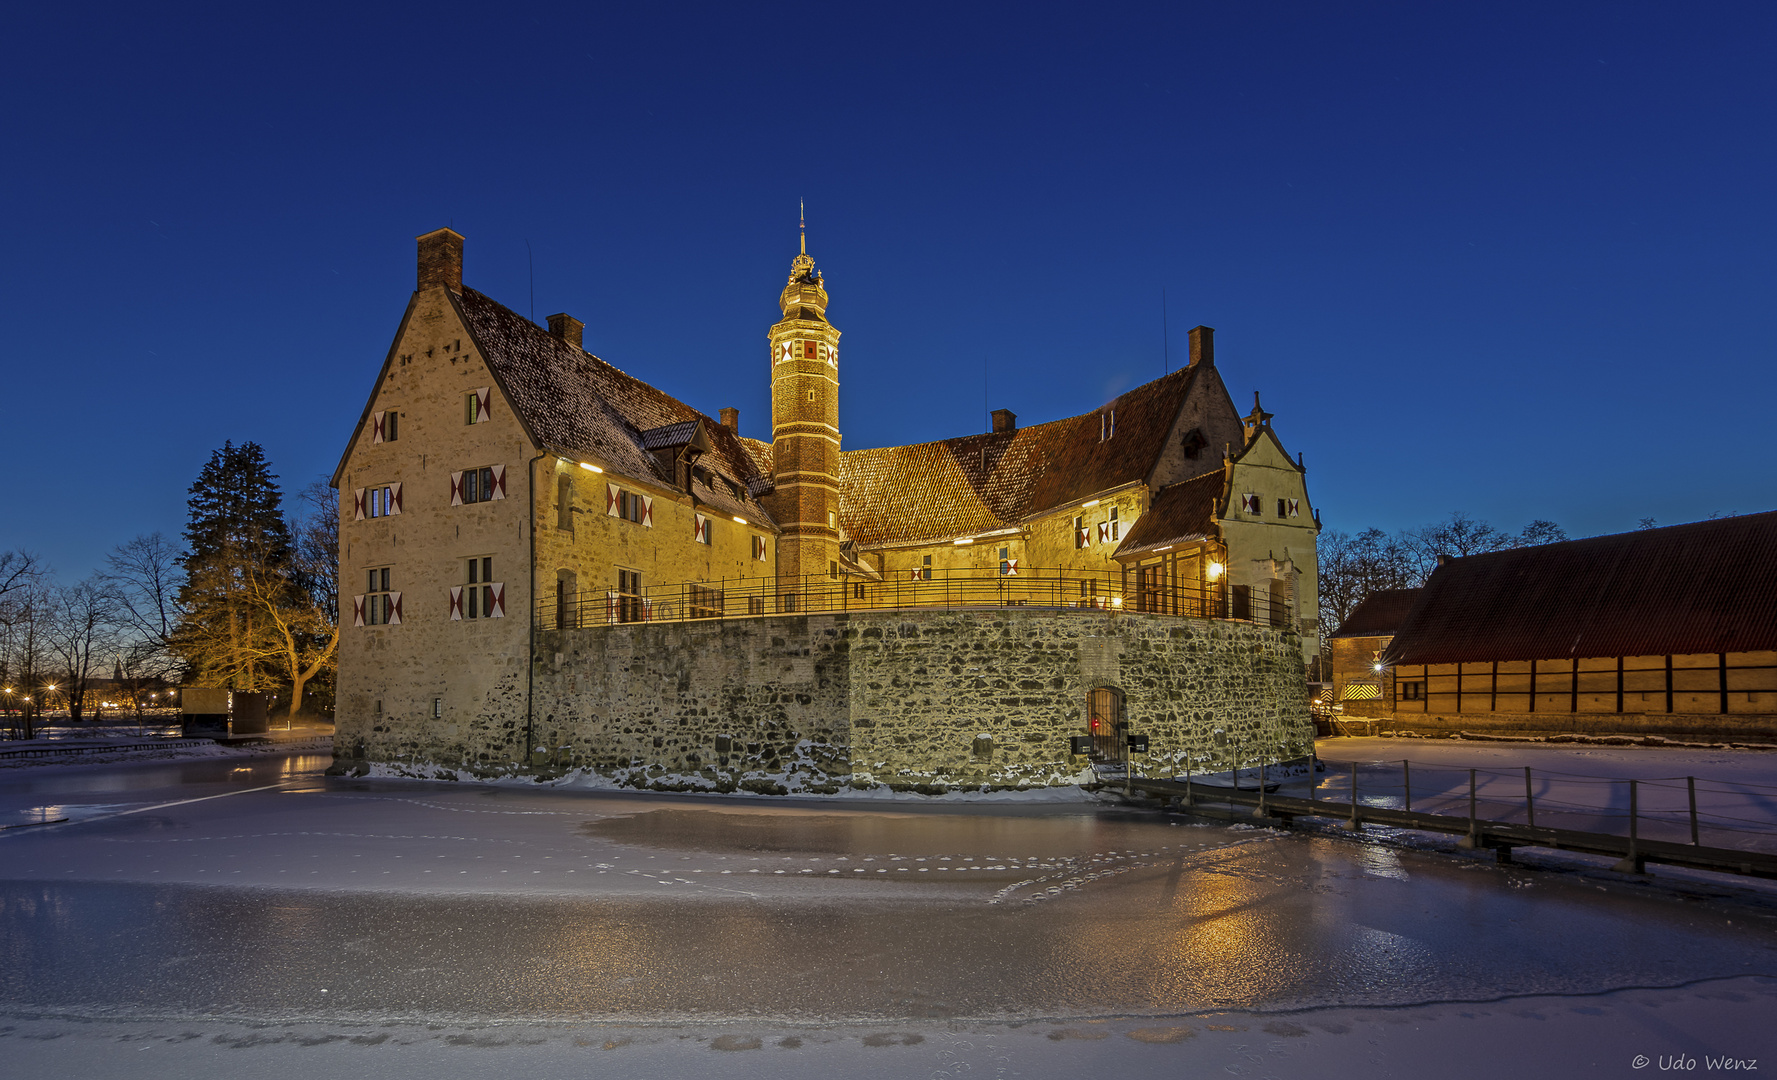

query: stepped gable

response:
[837,364,1205,548]
[1329,588,1422,639]
[1112,470,1224,559]
[453,287,773,525]
[1384,511,1777,665]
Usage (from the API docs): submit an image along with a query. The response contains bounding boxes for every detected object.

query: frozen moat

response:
[0,746,1773,1077]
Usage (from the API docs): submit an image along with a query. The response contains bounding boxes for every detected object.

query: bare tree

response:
[42,578,118,724]
[1516,519,1568,547]
[283,481,340,718]
[102,533,187,711]
[1317,527,1416,632]
[0,556,51,739]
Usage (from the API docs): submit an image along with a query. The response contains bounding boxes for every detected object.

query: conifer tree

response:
[173,441,292,691]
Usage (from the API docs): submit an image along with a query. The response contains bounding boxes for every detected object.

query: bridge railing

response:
[536,567,1292,631]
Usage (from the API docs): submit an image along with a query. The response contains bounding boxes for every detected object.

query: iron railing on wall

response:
[536,567,1292,631]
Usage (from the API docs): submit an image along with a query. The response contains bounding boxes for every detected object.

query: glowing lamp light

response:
[732,516,748,524]
[1082,499,1100,508]
[578,462,603,473]
[953,536,974,545]
[1207,562,1225,580]
[1373,662,1385,672]
[1111,596,1123,607]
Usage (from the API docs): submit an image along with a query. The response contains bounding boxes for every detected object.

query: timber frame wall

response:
[1387,651,1777,720]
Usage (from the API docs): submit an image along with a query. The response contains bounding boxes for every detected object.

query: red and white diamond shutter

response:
[471,387,491,423]
[605,591,619,624]
[827,343,838,366]
[641,495,653,527]
[352,595,366,627]
[1241,493,1261,514]
[489,465,506,500]
[1001,558,1018,576]
[372,411,385,444]
[693,514,707,544]
[448,586,464,621]
[450,472,464,506]
[1076,525,1092,547]
[1097,522,1110,544]
[1287,498,1300,517]
[606,483,620,517]
[389,483,402,515]
[387,593,402,625]
[488,584,505,619]
[353,489,367,521]
[778,341,793,363]
[641,598,653,621]
[909,568,923,581]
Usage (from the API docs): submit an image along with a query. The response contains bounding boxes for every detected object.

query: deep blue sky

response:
[4,2,1774,580]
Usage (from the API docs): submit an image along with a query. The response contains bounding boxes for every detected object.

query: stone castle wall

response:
[510,607,1311,793]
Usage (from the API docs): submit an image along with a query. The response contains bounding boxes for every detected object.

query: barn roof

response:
[1382,513,1777,664]
[1329,588,1422,639]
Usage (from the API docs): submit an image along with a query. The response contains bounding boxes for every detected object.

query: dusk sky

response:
[5,2,1774,580]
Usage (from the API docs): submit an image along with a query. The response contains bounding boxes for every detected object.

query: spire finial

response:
[799,198,806,256]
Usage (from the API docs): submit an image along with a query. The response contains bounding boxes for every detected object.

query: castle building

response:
[330,226,1320,784]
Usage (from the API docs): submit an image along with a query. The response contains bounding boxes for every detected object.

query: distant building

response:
[1327,588,1422,715]
[329,227,1320,786]
[1372,514,1777,741]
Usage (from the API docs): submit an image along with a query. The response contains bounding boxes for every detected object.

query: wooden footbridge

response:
[1115,767,1777,881]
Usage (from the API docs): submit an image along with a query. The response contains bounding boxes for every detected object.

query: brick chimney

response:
[719,407,740,432]
[1188,325,1214,368]
[417,228,464,293]
[546,313,584,349]
[990,409,1017,433]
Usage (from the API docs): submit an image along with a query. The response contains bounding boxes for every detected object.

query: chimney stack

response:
[546,313,584,349]
[719,407,739,432]
[990,408,1017,433]
[417,228,464,293]
[1188,325,1214,368]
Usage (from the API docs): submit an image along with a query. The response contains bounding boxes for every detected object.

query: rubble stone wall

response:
[523,607,1310,793]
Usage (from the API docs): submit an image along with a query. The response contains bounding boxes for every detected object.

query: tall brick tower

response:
[766,209,842,596]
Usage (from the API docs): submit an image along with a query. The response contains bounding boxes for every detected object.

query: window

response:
[464,388,491,424]
[827,510,837,530]
[616,568,644,623]
[451,557,503,620]
[367,484,398,518]
[807,390,817,402]
[921,555,932,581]
[1240,493,1261,515]
[557,476,574,531]
[694,513,710,544]
[999,546,1018,576]
[1074,516,1089,549]
[748,595,767,616]
[1109,506,1119,541]
[606,484,652,526]
[372,410,399,443]
[1399,680,1426,702]
[752,534,769,561]
[452,466,504,505]
[853,581,866,600]
[386,412,398,441]
[353,483,403,520]
[1276,498,1287,518]
[355,567,401,627]
[829,560,839,580]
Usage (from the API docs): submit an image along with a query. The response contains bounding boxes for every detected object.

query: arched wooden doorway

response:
[1087,686,1124,761]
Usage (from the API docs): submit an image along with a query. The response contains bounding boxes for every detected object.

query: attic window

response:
[1181,427,1207,459]
[1100,410,1115,441]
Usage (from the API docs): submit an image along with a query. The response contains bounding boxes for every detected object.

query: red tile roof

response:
[1383,513,1777,664]
[452,288,774,525]
[1112,470,1225,559]
[838,364,1213,547]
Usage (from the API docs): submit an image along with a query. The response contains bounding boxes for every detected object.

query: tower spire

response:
[799,198,806,256]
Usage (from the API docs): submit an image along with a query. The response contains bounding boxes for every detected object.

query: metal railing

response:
[537,567,1292,630]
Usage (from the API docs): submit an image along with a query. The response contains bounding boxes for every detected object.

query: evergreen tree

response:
[173,441,292,691]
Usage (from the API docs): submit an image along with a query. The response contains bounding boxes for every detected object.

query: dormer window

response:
[1180,427,1206,459]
